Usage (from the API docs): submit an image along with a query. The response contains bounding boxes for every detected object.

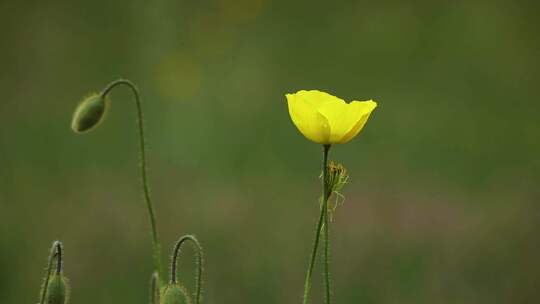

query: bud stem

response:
[39,241,63,304]
[170,235,204,304]
[100,79,163,281]
[302,144,332,304]
[150,272,160,304]
[323,156,332,304]
[55,241,63,275]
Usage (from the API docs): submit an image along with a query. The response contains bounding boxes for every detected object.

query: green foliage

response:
[6,1,539,303]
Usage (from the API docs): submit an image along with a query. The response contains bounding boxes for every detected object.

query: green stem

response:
[39,241,63,304]
[150,272,160,304]
[101,79,162,280]
[323,191,331,304]
[302,144,331,304]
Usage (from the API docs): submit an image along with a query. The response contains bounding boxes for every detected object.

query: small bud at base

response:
[160,284,191,304]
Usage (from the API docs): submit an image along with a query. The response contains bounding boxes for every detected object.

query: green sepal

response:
[45,274,69,304]
[160,283,191,304]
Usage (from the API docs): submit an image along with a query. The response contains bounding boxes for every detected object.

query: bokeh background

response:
[1,0,539,303]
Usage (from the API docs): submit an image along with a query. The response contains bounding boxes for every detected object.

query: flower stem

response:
[170,235,204,304]
[39,241,63,304]
[302,144,331,304]
[101,79,162,281]
[323,190,331,304]
[150,272,160,304]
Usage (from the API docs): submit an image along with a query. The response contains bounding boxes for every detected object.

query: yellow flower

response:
[286,90,377,144]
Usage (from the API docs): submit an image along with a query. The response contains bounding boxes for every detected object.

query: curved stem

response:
[100,79,162,280]
[302,144,331,304]
[39,241,63,304]
[55,241,63,275]
[170,235,204,304]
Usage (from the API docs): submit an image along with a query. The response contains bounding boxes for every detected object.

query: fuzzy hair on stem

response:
[170,235,204,304]
[39,241,63,304]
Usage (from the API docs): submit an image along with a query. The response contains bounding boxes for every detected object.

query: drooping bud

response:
[71,93,107,133]
[45,274,69,304]
[160,284,191,304]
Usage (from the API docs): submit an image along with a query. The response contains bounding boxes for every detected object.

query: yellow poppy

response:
[286,90,377,144]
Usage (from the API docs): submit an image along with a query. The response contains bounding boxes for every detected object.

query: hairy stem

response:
[150,272,160,304]
[100,79,162,280]
[302,144,331,304]
[323,191,331,304]
[170,235,204,304]
[39,241,63,304]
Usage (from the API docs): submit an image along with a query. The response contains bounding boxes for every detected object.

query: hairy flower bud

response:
[71,93,107,133]
[160,284,191,304]
[45,274,69,304]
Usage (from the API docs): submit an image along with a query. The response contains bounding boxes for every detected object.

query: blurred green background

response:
[1,0,539,303]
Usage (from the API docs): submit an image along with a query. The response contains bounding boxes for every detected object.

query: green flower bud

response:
[45,274,69,304]
[160,284,191,304]
[71,93,107,133]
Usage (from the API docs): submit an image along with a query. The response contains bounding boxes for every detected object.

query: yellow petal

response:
[315,93,359,143]
[294,90,339,109]
[338,100,377,143]
[294,90,347,143]
[286,93,330,144]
